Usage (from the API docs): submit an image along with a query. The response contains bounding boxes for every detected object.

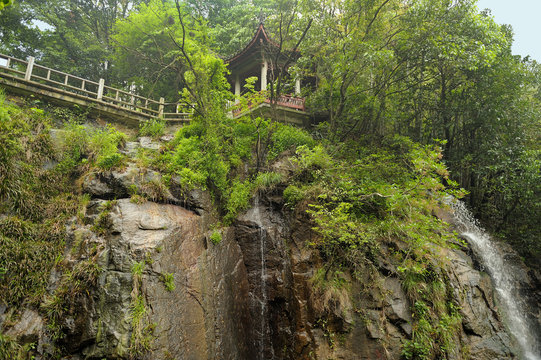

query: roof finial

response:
[258,10,266,25]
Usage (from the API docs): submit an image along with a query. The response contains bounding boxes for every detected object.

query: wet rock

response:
[20,188,535,359]
[49,198,252,359]
[444,247,516,359]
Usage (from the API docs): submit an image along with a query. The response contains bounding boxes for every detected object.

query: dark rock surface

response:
[3,173,537,359]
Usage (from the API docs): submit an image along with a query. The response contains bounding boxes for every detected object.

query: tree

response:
[0,0,13,11]
[0,0,42,59]
[301,0,405,140]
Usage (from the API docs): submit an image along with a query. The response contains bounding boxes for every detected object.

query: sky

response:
[476,0,541,61]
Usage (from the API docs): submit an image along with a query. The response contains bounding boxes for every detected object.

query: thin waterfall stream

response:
[450,200,540,360]
[251,194,274,360]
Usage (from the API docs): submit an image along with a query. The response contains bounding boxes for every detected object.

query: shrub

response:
[254,171,282,190]
[176,167,208,190]
[294,145,332,170]
[283,184,307,208]
[131,261,145,277]
[270,123,315,158]
[210,230,222,245]
[139,118,166,138]
[224,180,254,224]
[58,123,127,172]
[130,194,146,205]
[96,152,124,170]
[140,178,169,202]
[161,272,175,292]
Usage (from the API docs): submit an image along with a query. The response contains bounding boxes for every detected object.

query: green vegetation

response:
[139,118,166,139]
[254,172,283,190]
[0,0,540,358]
[129,260,155,356]
[0,93,89,310]
[0,93,128,357]
[281,135,466,358]
[209,230,222,245]
[42,259,102,347]
[269,123,315,159]
[2,0,535,261]
[0,333,32,360]
[58,122,127,173]
[91,200,116,235]
[160,272,175,292]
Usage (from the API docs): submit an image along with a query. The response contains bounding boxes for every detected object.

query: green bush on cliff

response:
[58,122,127,172]
[155,109,315,222]
[210,230,222,245]
[224,180,254,224]
[269,123,315,158]
[161,272,175,292]
[254,171,282,190]
[0,94,89,312]
[292,135,465,358]
[139,118,166,138]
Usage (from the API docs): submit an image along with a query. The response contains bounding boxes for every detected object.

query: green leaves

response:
[0,0,13,11]
[58,122,127,172]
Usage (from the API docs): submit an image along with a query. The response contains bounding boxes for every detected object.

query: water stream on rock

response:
[450,200,541,360]
[251,194,274,360]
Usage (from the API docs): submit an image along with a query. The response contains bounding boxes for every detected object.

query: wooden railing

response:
[0,54,191,123]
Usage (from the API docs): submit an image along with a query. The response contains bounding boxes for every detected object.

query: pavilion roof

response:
[226,23,300,71]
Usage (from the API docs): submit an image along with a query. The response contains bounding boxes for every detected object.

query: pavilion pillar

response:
[295,77,301,95]
[261,60,268,91]
[234,73,241,104]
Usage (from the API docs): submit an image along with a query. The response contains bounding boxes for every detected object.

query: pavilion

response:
[225,23,309,125]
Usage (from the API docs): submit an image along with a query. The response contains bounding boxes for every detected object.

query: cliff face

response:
[2,143,538,360]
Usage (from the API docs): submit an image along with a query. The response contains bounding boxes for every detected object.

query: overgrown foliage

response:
[0,93,89,309]
[139,118,166,138]
[129,260,155,357]
[57,122,127,173]
[42,259,102,349]
[282,135,466,358]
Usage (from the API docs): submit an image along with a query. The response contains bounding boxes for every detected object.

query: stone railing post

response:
[158,97,165,118]
[97,78,105,100]
[130,82,135,106]
[24,56,35,81]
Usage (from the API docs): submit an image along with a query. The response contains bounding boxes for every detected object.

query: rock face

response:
[81,163,212,215]
[444,248,515,360]
[60,199,253,359]
[3,178,538,359]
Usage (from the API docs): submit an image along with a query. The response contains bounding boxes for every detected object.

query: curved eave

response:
[226,23,303,74]
[226,23,270,66]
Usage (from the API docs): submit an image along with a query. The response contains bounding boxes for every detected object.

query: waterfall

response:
[450,200,540,360]
[251,194,274,360]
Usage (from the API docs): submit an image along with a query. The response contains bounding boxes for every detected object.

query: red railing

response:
[265,94,305,111]
[231,93,306,117]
